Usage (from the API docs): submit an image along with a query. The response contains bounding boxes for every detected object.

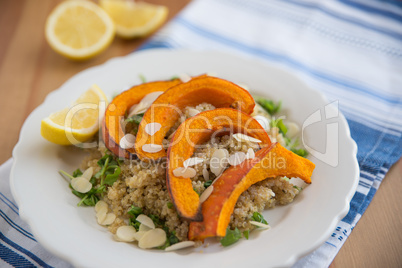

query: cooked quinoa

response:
[79,102,301,242]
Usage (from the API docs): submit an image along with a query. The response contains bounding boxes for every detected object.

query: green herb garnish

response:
[204,180,213,188]
[251,212,268,225]
[128,205,142,217]
[158,227,180,250]
[167,202,174,209]
[256,97,281,115]
[139,74,147,83]
[291,148,308,158]
[60,152,121,207]
[220,227,242,247]
[72,169,82,177]
[243,230,249,240]
[270,118,287,135]
[125,113,144,124]
[149,214,163,227]
[293,185,303,191]
[193,188,200,196]
[128,205,143,230]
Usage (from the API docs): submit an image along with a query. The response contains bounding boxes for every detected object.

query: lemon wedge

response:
[41,85,108,145]
[100,0,168,38]
[45,0,115,60]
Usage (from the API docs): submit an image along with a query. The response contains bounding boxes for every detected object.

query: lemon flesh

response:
[41,85,108,145]
[100,0,168,38]
[45,0,115,60]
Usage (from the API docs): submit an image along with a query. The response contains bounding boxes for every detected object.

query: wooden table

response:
[1,0,401,267]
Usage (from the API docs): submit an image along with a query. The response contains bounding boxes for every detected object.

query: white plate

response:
[10,49,359,268]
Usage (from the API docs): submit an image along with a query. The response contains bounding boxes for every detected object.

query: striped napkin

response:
[1,0,401,267]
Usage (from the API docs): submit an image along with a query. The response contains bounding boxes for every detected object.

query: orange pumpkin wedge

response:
[102,79,182,158]
[188,142,315,241]
[166,108,271,221]
[135,76,255,161]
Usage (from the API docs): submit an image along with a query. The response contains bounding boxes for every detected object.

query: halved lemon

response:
[45,0,115,60]
[41,85,108,145]
[99,0,168,38]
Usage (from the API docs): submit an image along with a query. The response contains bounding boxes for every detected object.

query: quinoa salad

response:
[56,74,315,251]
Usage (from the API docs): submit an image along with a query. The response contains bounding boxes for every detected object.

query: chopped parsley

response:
[251,212,268,225]
[204,180,213,188]
[291,148,308,158]
[293,185,303,191]
[243,230,250,240]
[270,118,287,135]
[139,74,147,83]
[59,152,121,207]
[256,97,282,115]
[220,227,242,247]
[167,202,174,209]
[125,113,144,124]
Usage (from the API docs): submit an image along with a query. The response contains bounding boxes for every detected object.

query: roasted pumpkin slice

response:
[102,79,181,158]
[135,76,255,161]
[167,108,271,221]
[188,142,315,241]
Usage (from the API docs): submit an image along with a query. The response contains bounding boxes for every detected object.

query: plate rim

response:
[10,48,359,268]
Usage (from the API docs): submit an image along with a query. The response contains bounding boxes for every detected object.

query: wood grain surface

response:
[0,0,400,267]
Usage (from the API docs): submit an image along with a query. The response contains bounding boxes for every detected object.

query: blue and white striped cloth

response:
[1,0,402,267]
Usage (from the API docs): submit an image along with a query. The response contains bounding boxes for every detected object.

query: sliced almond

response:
[142,144,163,153]
[187,108,200,117]
[253,115,270,131]
[183,157,205,168]
[138,228,167,249]
[115,225,137,242]
[101,213,116,225]
[71,177,92,193]
[173,167,197,178]
[128,91,164,117]
[95,200,108,213]
[178,73,191,83]
[228,152,247,166]
[210,149,229,176]
[199,185,214,203]
[246,148,255,160]
[120,134,136,149]
[81,167,93,180]
[165,241,196,251]
[139,223,152,232]
[96,207,107,224]
[233,133,262,143]
[127,104,138,118]
[202,167,209,181]
[128,102,147,117]
[286,122,300,138]
[133,231,147,241]
[140,91,164,105]
[136,214,155,229]
[250,221,270,229]
[131,105,148,116]
[145,122,162,136]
